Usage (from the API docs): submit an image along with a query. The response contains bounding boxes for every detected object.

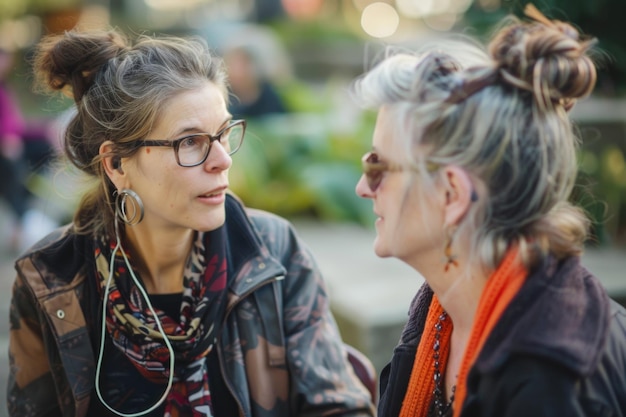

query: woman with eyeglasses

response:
[7,30,375,417]
[353,5,626,417]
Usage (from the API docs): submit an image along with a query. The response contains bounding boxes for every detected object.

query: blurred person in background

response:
[0,47,30,251]
[225,44,287,119]
[7,29,375,417]
[216,24,291,120]
[0,47,57,252]
[353,5,626,417]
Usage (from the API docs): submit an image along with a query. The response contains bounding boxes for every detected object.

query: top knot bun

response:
[33,30,129,102]
[488,4,597,110]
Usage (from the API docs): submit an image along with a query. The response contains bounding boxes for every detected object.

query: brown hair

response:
[33,29,229,237]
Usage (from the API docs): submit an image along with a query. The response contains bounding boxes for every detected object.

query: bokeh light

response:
[282,0,324,19]
[424,12,458,31]
[0,16,41,50]
[396,0,472,20]
[144,0,207,10]
[396,0,435,18]
[361,2,399,38]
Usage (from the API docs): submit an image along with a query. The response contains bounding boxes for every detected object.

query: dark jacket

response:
[378,255,626,417]
[7,195,375,417]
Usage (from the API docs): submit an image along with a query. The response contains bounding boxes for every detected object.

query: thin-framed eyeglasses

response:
[361,151,439,192]
[140,119,246,167]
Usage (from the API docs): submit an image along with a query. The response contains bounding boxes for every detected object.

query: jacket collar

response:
[223,194,286,298]
[475,255,611,376]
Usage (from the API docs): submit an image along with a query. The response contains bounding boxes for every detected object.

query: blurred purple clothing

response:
[0,83,32,221]
[0,83,24,140]
[0,82,54,169]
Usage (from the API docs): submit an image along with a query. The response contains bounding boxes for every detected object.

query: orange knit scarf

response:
[399,248,527,417]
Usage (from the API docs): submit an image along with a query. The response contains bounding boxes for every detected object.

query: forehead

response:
[151,82,228,136]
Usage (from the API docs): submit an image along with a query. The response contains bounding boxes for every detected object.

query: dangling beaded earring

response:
[443,225,458,272]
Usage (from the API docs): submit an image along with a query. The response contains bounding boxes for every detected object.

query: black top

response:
[86,289,239,416]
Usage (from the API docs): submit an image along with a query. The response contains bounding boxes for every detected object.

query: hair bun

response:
[488,4,597,111]
[34,30,129,102]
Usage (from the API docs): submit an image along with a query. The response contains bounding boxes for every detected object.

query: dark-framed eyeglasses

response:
[140,119,246,167]
[361,151,439,192]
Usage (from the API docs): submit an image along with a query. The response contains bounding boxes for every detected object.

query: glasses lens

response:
[177,135,210,166]
[223,123,245,155]
[175,122,245,166]
[362,152,384,192]
[366,171,382,192]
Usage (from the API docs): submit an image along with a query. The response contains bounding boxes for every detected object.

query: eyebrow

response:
[170,116,233,138]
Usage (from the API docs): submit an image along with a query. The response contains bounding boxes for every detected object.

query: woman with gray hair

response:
[7,29,375,417]
[354,5,626,417]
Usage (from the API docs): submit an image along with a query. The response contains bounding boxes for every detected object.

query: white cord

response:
[94,238,176,417]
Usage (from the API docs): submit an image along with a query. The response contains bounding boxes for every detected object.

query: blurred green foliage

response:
[575,126,626,246]
[230,110,377,227]
[464,0,626,96]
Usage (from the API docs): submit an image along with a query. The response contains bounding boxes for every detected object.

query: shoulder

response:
[246,207,308,266]
[14,224,90,298]
[564,300,626,416]
[579,299,626,414]
[467,355,584,417]
[479,255,612,374]
[226,193,297,246]
[225,194,311,270]
[608,298,626,327]
[246,207,293,234]
[597,299,626,386]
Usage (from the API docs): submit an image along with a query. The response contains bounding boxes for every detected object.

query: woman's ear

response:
[442,165,476,226]
[100,141,124,185]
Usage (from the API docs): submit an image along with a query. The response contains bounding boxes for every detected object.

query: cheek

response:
[142,174,185,210]
[391,180,431,231]
[164,180,187,205]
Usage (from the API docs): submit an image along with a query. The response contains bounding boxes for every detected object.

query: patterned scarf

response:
[94,227,228,416]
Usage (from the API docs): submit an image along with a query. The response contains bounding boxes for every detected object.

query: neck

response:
[412,245,488,334]
[123,223,194,294]
[429,255,488,406]
[436,273,486,332]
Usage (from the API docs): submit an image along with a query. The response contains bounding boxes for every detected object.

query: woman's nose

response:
[355,175,373,198]
[204,141,232,171]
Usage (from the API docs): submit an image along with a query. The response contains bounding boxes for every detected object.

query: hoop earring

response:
[115,188,144,226]
[443,225,458,272]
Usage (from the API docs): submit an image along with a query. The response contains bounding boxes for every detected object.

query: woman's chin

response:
[373,238,391,258]
[193,216,226,233]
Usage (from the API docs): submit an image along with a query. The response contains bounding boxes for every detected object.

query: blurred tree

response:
[0,0,82,21]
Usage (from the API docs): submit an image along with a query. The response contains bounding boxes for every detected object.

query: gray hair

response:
[353,14,597,270]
